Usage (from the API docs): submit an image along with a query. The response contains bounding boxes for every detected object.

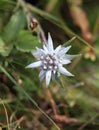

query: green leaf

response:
[0,37,13,56]
[63,36,76,47]
[55,74,64,88]
[1,9,26,44]
[16,30,41,52]
[65,54,82,60]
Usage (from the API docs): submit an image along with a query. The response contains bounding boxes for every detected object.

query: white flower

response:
[26,33,75,86]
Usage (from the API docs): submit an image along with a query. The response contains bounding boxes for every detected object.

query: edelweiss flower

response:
[26,33,75,86]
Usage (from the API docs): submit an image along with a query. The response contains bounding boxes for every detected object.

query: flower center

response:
[41,54,58,72]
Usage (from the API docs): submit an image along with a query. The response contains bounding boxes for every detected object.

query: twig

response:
[0,98,10,130]
[18,0,47,45]
[67,81,84,88]
[13,116,26,130]
[78,114,99,130]
[40,28,47,45]
[46,88,57,115]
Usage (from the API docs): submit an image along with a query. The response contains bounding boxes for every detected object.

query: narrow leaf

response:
[55,74,64,88]
[63,36,76,47]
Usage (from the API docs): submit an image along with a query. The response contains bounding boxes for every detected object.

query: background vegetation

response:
[0,0,99,130]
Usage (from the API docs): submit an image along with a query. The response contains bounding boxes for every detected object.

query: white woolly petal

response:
[33,48,46,59]
[64,54,80,60]
[31,50,36,56]
[58,66,74,76]
[46,70,52,86]
[26,61,42,68]
[39,70,45,81]
[54,45,62,54]
[51,73,55,80]
[32,51,41,59]
[58,46,71,56]
[32,52,40,59]
[60,59,71,65]
[47,33,54,52]
[43,45,49,54]
[36,47,46,55]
